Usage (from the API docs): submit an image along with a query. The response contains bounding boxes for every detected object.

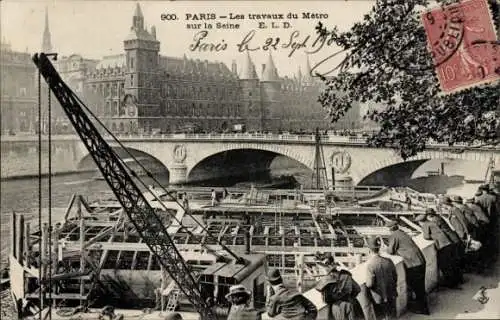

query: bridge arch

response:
[77,146,170,179]
[187,145,314,185]
[355,149,494,186]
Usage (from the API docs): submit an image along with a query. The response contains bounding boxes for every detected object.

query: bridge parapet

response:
[2,133,498,151]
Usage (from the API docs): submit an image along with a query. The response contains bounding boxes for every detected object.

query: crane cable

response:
[38,64,43,320]
[70,92,244,262]
[47,81,53,320]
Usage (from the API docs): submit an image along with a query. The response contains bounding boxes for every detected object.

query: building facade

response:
[0,4,361,135]
[81,4,360,134]
[0,42,38,134]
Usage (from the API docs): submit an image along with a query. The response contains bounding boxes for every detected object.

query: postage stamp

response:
[421,0,500,94]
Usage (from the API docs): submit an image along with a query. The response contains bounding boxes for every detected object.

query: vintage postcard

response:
[1,1,499,320]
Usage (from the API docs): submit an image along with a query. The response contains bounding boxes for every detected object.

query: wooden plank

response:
[15,215,24,265]
[11,212,16,257]
[23,222,31,267]
[83,226,115,250]
[63,194,77,221]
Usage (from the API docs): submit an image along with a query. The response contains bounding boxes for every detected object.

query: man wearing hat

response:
[385,220,429,315]
[442,196,470,241]
[452,195,479,238]
[266,269,317,320]
[365,236,398,320]
[315,256,361,320]
[225,284,262,320]
[475,185,497,219]
[420,208,462,288]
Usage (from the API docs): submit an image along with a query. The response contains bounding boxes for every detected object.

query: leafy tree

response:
[316,0,499,159]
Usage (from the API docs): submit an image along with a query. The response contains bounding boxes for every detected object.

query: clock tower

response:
[123,3,161,133]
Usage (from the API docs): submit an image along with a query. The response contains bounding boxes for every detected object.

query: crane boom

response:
[33,53,215,319]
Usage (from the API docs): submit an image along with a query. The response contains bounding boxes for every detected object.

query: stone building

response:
[0,4,360,135]
[0,42,37,134]
[80,4,360,134]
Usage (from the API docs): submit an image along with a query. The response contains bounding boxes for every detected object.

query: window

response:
[130,75,134,86]
[130,57,134,69]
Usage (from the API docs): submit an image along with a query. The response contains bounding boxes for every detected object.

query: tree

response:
[316,0,499,159]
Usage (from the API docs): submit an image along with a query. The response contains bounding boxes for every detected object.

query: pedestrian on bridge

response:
[385,220,429,315]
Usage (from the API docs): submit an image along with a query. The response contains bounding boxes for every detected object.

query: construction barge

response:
[8,186,439,319]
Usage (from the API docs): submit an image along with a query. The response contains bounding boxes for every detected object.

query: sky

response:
[0,0,376,78]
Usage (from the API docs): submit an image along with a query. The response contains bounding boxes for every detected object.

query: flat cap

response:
[415,214,427,222]
[450,195,463,203]
[442,196,452,204]
[475,191,483,196]
[465,198,474,203]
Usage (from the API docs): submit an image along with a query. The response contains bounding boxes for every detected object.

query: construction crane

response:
[33,53,219,318]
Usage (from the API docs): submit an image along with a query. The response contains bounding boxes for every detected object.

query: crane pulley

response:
[32,53,216,319]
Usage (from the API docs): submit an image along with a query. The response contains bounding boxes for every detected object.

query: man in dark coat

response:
[266,269,317,320]
[475,185,497,220]
[226,284,262,320]
[385,220,429,315]
[365,236,398,320]
[452,195,479,238]
[475,185,499,264]
[442,196,469,240]
[466,198,490,227]
[315,258,361,320]
[418,209,462,288]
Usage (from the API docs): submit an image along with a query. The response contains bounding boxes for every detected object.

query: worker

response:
[225,284,262,320]
[211,189,217,206]
[442,196,469,240]
[451,195,479,239]
[418,208,462,288]
[266,269,317,320]
[182,192,189,211]
[476,184,499,265]
[465,198,490,228]
[385,220,429,315]
[475,185,497,220]
[365,236,398,320]
[315,256,361,320]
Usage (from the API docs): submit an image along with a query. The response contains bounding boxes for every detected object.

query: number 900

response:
[161,13,178,21]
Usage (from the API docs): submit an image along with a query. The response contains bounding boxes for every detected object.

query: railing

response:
[2,132,499,150]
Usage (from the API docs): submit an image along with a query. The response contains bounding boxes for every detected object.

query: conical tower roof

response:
[261,51,279,81]
[134,2,143,17]
[239,51,258,79]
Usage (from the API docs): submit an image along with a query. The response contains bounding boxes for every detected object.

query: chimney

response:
[231,60,237,74]
[262,64,266,76]
[244,230,251,254]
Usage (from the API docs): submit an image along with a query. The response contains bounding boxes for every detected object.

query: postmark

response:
[421,0,500,93]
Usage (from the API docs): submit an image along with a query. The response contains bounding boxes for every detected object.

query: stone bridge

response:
[1,133,498,186]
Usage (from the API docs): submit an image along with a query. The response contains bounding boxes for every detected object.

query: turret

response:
[238,52,261,131]
[260,52,282,131]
